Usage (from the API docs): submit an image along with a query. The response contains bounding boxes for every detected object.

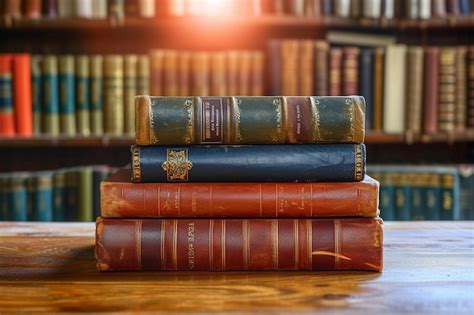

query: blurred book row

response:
[2,0,473,23]
[0,165,117,222]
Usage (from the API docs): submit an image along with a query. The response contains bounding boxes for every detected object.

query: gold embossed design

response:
[161,149,193,182]
[131,146,141,182]
[272,98,283,143]
[183,99,194,144]
[354,145,364,181]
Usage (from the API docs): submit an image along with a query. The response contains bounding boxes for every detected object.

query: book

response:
[9,174,28,221]
[58,55,76,135]
[104,55,124,135]
[382,0,394,18]
[150,50,164,96]
[377,172,396,220]
[139,0,155,17]
[101,168,379,218]
[53,171,66,221]
[78,167,93,222]
[238,52,251,96]
[438,48,457,132]
[30,172,53,222]
[163,50,178,96]
[432,0,447,18]
[75,55,91,136]
[455,47,467,130]
[469,47,474,128]
[459,165,474,220]
[191,52,210,96]
[93,166,111,219]
[342,47,360,95]
[108,0,125,23]
[327,31,396,47]
[136,55,150,95]
[383,44,406,133]
[42,0,58,18]
[314,41,329,96]
[210,52,227,96]
[405,46,424,133]
[329,48,343,96]
[425,174,441,220]
[419,0,431,19]
[92,0,107,18]
[96,217,383,271]
[0,54,14,136]
[447,0,461,16]
[42,55,60,135]
[75,0,93,17]
[334,0,351,17]
[350,0,362,17]
[124,54,138,135]
[281,40,299,96]
[372,47,384,131]
[459,0,470,15]
[405,0,419,19]
[0,176,8,220]
[177,52,191,96]
[57,0,74,17]
[423,47,439,134]
[131,143,365,183]
[267,40,281,95]
[31,55,42,135]
[410,173,426,220]
[359,48,374,130]
[299,40,314,95]
[135,96,366,145]
[64,169,79,221]
[250,52,264,96]
[363,0,382,18]
[89,55,103,135]
[12,54,32,136]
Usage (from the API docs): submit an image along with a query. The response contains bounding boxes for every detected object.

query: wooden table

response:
[0,222,472,314]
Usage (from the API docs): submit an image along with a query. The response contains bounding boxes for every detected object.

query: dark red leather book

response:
[101,169,379,218]
[96,217,383,271]
[342,47,360,95]
[423,47,439,134]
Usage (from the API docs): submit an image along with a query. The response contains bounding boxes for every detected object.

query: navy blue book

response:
[322,0,332,15]
[459,0,470,15]
[359,48,374,130]
[131,144,365,183]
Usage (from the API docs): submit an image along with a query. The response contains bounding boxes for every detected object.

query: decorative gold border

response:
[131,146,141,182]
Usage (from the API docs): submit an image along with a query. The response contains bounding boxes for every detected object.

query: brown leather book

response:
[468,47,474,128]
[329,47,343,96]
[405,47,424,133]
[314,41,329,96]
[423,47,439,134]
[177,52,191,96]
[23,0,41,18]
[342,47,360,95]
[96,217,383,271]
[438,48,457,132]
[163,50,178,96]
[281,40,299,96]
[210,52,227,96]
[250,52,264,96]
[101,168,379,218]
[150,50,164,96]
[373,47,385,131]
[455,47,467,131]
[431,0,447,18]
[191,52,210,96]
[226,51,239,96]
[299,40,314,96]
[238,51,252,96]
[306,0,322,16]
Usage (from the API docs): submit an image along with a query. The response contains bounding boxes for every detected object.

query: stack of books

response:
[95,95,383,271]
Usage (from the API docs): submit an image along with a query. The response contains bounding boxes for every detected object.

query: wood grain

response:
[0,221,472,313]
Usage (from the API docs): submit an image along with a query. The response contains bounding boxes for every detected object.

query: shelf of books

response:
[1,0,473,223]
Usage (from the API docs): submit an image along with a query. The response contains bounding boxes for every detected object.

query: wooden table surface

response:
[0,221,473,314]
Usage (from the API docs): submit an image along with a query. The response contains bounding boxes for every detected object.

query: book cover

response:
[459,165,474,220]
[93,166,110,219]
[96,217,383,271]
[137,55,150,95]
[42,0,57,18]
[64,170,78,221]
[90,55,103,135]
[425,173,441,220]
[75,0,93,17]
[101,168,379,218]
[419,0,431,19]
[57,0,74,17]
[150,50,164,96]
[267,40,281,95]
[30,173,53,222]
[104,55,124,135]
[382,0,394,18]
[41,55,60,135]
[468,47,474,128]
[238,52,252,96]
[92,0,107,18]
[124,54,138,135]
[138,0,155,17]
[455,47,467,130]
[177,52,191,96]
[135,96,366,145]
[281,40,299,96]
[431,0,447,18]
[0,54,14,136]
[363,0,382,18]
[58,55,76,135]
[9,174,28,221]
[393,173,412,221]
[250,52,264,96]
[410,173,426,220]
[334,0,351,17]
[24,0,42,18]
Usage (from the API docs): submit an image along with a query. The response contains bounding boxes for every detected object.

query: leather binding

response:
[469,47,474,128]
[359,48,374,130]
[438,48,456,132]
[373,47,384,131]
[12,54,32,136]
[90,55,104,135]
[75,55,91,136]
[314,41,329,96]
[177,52,191,96]
[135,96,366,145]
[431,0,447,18]
[96,217,383,271]
[102,168,379,218]
[455,47,467,130]
[267,40,282,95]
[405,47,424,134]
[130,144,366,183]
[124,55,138,135]
[281,40,299,96]
[299,40,314,95]
[329,48,342,96]
[58,55,76,135]
[104,55,124,135]
[191,52,210,96]
[423,47,439,134]
[343,47,360,97]
[210,52,227,96]
[163,50,178,96]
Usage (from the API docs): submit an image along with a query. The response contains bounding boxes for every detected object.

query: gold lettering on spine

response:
[184,99,194,144]
[243,220,249,270]
[187,222,195,270]
[272,220,278,269]
[149,98,157,144]
[347,97,355,143]
[136,220,142,270]
[234,98,242,143]
[334,220,341,270]
[354,145,363,181]
[273,98,283,143]
[309,97,321,142]
[131,146,141,182]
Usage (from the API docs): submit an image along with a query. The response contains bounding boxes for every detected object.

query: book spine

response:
[96,217,383,271]
[42,0,57,17]
[226,51,239,96]
[267,40,281,95]
[372,47,384,131]
[4,0,22,25]
[281,40,299,96]
[210,52,227,96]
[0,176,8,220]
[425,174,441,220]
[150,50,164,96]
[57,0,75,17]
[405,0,419,19]
[32,173,53,222]
[24,0,41,18]
[447,0,461,16]
[250,52,264,96]
[334,0,351,17]
[90,55,104,135]
[31,55,42,135]
[378,172,396,220]
[363,0,382,18]
[459,0,470,15]
[139,0,155,17]
[410,173,426,220]
[75,56,91,136]
[438,48,457,133]
[299,40,314,96]
[431,0,447,18]
[0,54,15,136]
[104,55,124,135]
[459,166,474,220]
[350,0,362,17]
[191,52,210,96]
[58,55,76,135]
[65,170,78,221]
[75,0,93,17]
[9,175,28,221]
[124,55,138,135]
[314,41,329,96]
[163,50,178,96]
[272,0,285,15]
[291,0,305,15]
[135,95,366,145]
[238,52,252,96]
[108,0,125,22]
[419,0,431,19]
[359,48,374,130]
[423,47,439,134]
[322,0,332,15]
[405,46,424,133]
[383,45,406,133]
[53,171,66,221]
[329,48,342,96]
[469,47,474,128]
[93,167,110,219]
[42,55,60,135]
[382,0,394,18]
[12,54,33,136]
[92,0,108,18]
[131,144,366,183]
[393,173,411,220]
[125,0,139,16]
[455,47,467,130]
[101,176,379,218]
[137,55,150,95]
[177,52,191,96]
[78,167,93,222]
